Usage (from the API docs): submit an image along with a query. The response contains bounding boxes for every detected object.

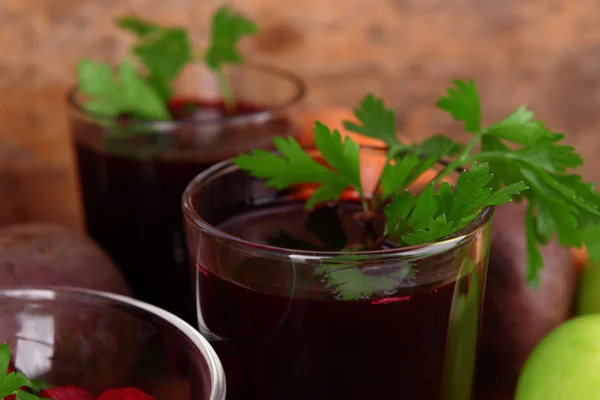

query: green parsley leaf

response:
[116,16,160,36]
[343,95,397,148]
[118,61,170,120]
[406,183,437,229]
[314,122,362,193]
[77,60,170,121]
[0,343,9,375]
[402,215,454,246]
[16,389,48,400]
[384,191,416,239]
[448,163,493,222]
[583,224,600,263]
[233,125,363,209]
[380,155,420,200]
[0,372,31,398]
[386,163,528,245]
[485,106,547,145]
[474,95,600,280]
[29,379,52,393]
[77,60,121,117]
[436,79,481,133]
[343,94,415,156]
[481,181,529,207]
[418,134,464,159]
[480,135,523,193]
[131,28,192,98]
[314,256,412,300]
[534,201,554,245]
[117,17,192,101]
[204,5,259,71]
[525,203,544,287]
[515,133,582,173]
[318,266,376,300]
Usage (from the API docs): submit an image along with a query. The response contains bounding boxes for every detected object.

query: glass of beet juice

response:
[182,148,492,400]
[68,63,305,323]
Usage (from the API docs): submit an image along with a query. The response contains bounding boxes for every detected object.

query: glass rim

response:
[0,287,226,400]
[182,146,494,260]
[66,62,306,130]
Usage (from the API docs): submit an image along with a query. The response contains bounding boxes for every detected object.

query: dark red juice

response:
[194,201,481,400]
[72,100,295,321]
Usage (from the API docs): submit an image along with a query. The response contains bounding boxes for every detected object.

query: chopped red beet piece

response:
[40,385,95,400]
[96,388,155,400]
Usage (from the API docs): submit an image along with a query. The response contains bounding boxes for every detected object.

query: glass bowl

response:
[0,287,225,400]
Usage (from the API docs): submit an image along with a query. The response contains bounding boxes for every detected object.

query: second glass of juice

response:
[183,148,491,400]
[69,63,305,322]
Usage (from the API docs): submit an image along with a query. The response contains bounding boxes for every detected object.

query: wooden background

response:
[3,0,600,230]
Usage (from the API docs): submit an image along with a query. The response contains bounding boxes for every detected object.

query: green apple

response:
[515,315,600,400]
[577,262,600,315]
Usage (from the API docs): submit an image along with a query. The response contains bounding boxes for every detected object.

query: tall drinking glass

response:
[183,148,491,400]
[69,63,305,322]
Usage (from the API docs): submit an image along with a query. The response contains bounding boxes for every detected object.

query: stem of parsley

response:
[432,133,482,186]
[369,153,394,211]
[216,70,236,114]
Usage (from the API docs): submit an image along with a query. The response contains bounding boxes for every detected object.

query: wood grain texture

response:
[2,0,600,229]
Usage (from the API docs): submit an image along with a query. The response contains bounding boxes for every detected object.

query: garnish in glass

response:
[76,5,259,121]
[233,79,600,298]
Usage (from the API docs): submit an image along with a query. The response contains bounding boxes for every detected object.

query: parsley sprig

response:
[77,5,259,120]
[234,79,600,297]
[0,344,51,400]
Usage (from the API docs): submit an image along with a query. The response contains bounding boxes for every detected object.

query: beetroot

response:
[0,223,130,294]
[475,203,576,399]
[96,388,155,400]
[40,385,95,400]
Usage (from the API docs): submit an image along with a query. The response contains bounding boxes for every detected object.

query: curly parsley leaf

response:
[77,60,170,120]
[437,79,481,133]
[204,5,259,71]
[233,124,363,209]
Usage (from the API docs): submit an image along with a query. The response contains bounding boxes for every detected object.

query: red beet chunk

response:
[96,387,156,400]
[40,385,95,400]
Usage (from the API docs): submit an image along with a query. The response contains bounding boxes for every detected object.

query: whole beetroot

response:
[0,224,138,394]
[475,203,576,399]
[0,223,130,294]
